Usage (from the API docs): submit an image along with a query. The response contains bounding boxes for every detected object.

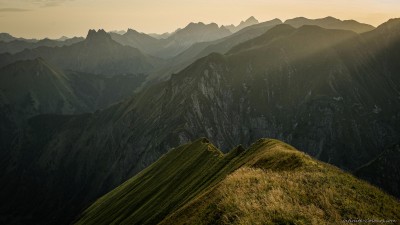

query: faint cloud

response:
[0,7,30,12]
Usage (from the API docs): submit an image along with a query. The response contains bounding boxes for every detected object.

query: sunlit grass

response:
[161,140,400,225]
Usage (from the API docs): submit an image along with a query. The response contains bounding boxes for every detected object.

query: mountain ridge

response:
[284,16,375,33]
[0,29,161,75]
[225,16,260,33]
[75,138,400,225]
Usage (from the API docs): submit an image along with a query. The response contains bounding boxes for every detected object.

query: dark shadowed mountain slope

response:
[354,142,400,198]
[0,37,84,54]
[1,19,400,224]
[0,58,88,119]
[0,29,162,75]
[76,139,400,225]
[0,57,146,168]
[0,58,147,121]
[285,16,375,33]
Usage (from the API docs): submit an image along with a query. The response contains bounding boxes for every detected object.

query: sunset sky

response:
[0,0,399,39]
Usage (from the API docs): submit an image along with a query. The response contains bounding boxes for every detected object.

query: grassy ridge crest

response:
[76,138,400,225]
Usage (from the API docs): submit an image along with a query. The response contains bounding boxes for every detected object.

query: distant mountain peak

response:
[126,28,138,34]
[86,29,112,42]
[323,16,339,20]
[0,32,16,42]
[186,22,206,29]
[244,16,258,24]
[378,18,400,29]
[284,16,374,33]
[227,16,259,33]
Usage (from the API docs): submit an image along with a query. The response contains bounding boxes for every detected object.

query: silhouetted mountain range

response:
[0,37,84,54]
[0,33,37,43]
[284,16,375,33]
[148,16,377,83]
[225,16,260,33]
[110,29,165,55]
[0,29,161,75]
[156,22,232,58]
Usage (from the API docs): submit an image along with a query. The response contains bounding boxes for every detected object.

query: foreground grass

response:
[76,139,400,225]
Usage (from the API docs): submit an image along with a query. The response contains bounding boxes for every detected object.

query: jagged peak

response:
[126,28,139,35]
[245,16,258,23]
[184,22,222,30]
[86,29,112,41]
[187,22,205,27]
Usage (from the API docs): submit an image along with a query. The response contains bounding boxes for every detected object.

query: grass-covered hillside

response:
[76,139,400,225]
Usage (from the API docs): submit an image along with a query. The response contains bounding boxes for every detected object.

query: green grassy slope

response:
[76,139,400,225]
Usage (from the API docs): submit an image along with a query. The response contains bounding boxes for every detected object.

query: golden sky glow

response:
[0,0,399,39]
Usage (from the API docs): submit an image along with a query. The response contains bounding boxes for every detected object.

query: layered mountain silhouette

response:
[147,18,283,83]
[111,22,232,58]
[0,33,37,43]
[0,37,84,54]
[76,138,400,225]
[285,16,375,33]
[148,32,171,39]
[110,29,164,55]
[0,29,161,75]
[225,16,260,33]
[0,17,399,225]
[149,16,376,83]
[155,22,232,58]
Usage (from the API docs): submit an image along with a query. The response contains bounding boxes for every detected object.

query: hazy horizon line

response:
[2,15,396,40]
